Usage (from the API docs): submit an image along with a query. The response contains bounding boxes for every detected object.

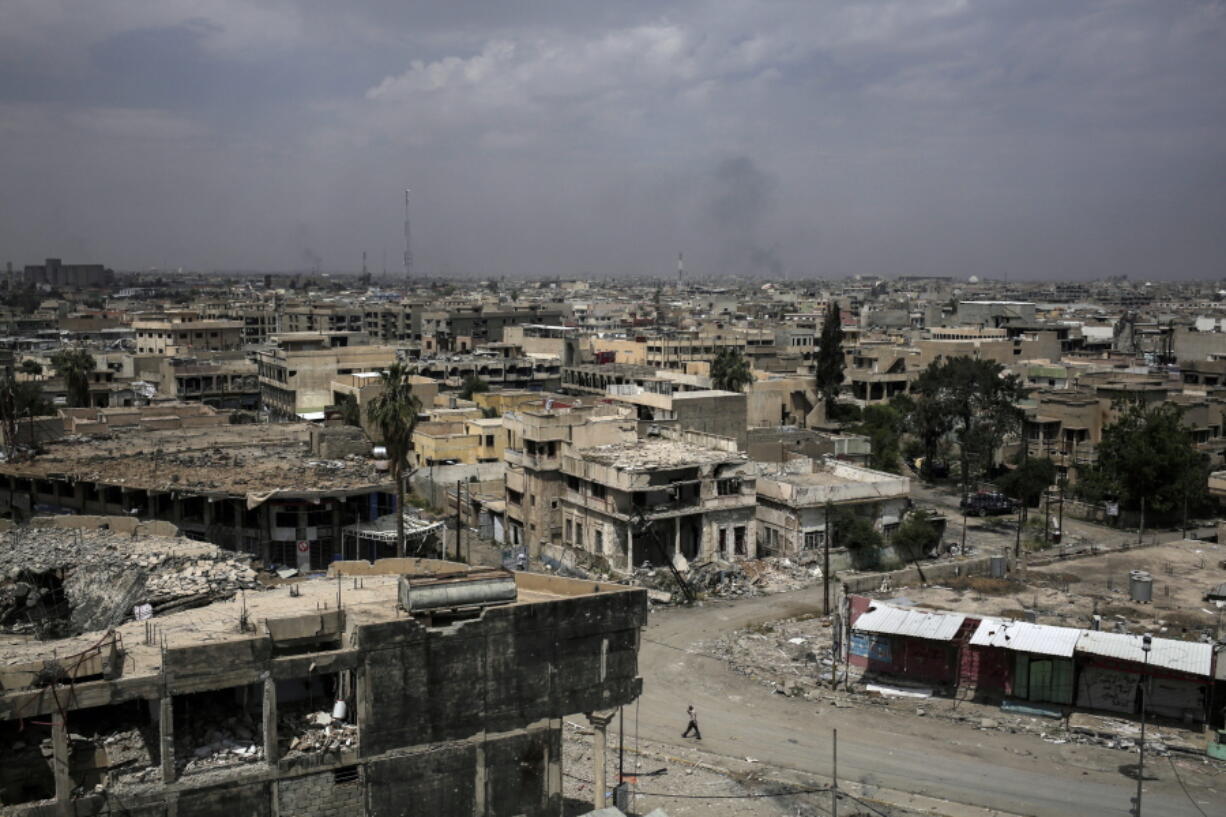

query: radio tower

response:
[677,252,685,284]
[403,188,413,284]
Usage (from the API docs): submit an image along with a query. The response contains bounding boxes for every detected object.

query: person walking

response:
[681,704,702,740]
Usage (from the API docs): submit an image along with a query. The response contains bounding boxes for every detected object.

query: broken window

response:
[803,530,824,550]
[174,684,265,776]
[591,483,606,499]
[734,526,746,556]
[716,478,740,496]
[278,672,357,758]
[717,528,727,555]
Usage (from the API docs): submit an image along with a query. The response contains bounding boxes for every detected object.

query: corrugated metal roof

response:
[1075,630,1212,677]
[853,604,966,642]
[968,619,1079,657]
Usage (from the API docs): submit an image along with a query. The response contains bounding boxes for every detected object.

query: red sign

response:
[296,540,310,553]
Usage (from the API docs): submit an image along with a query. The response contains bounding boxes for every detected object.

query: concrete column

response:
[160,695,176,783]
[263,674,278,765]
[626,528,634,574]
[546,718,563,810]
[52,713,70,815]
[674,516,682,565]
[587,710,615,810]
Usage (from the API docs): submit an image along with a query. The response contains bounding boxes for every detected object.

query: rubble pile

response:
[0,528,261,635]
[281,710,358,756]
[176,714,264,775]
[633,557,822,603]
[705,614,836,699]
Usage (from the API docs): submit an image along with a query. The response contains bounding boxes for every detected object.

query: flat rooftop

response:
[0,423,391,497]
[0,561,632,692]
[578,439,745,471]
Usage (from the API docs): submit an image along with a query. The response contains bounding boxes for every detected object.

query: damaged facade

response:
[0,407,399,571]
[0,561,646,816]
[559,433,757,573]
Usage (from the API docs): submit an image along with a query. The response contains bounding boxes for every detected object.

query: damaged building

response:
[0,560,646,816]
[559,432,757,572]
[0,406,399,570]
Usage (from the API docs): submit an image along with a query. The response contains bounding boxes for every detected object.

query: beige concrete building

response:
[411,417,506,467]
[503,401,635,553]
[133,318,244,356]
[755,459,911,567]
[256,334,396,420]
[559,432,757,572]
[601,381,749,449]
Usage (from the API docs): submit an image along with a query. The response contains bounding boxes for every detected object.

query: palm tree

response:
[711,347,753,393]
[50,347,95,408]
[366,362,421,557]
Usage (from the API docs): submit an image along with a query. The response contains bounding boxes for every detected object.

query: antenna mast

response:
[403,188,413,285]
[677,252,684,284]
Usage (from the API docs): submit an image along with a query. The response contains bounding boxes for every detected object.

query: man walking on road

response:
[682,704,702,740]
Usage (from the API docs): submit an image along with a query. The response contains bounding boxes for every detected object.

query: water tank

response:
[989,555,1007,578]
[399,569,518,613]
[1129,570,1153,603]
[372,445,388,459]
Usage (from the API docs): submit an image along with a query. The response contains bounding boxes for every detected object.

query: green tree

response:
[890,510,941,559]
[815,301,846,412]
[335,393,362,428]
[912,356,1026,499]
[710,347,753,392]
[855,403,905,473]
[0,377,53,457]
[50,347,96,408]
[366,363,422,557]
[830,506,884,569]
[459,375,490,400]
[1088,400,1208,520]
[19,359,43,379]
[997,456,1057,523]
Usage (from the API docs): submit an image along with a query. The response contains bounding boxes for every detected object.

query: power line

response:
[1167,756,1211,817]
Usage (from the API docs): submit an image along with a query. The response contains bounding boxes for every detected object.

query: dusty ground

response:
[561,720,929,817]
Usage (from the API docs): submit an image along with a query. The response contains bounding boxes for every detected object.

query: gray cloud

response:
[1,1,1224,279]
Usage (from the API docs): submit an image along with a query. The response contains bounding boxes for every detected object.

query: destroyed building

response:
[0,560,646,816]
[755,459,912,566]
[559,433,757,572]
[0,407,398,570]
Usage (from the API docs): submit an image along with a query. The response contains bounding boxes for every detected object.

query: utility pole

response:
[455,479,462,561]
[824,499,832,616]
[1132,634,1152,817]
[831,728,839,817]
[1057,468,1066,542]
[1138,495,1145,547]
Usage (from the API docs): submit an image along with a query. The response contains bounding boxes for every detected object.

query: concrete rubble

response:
[0,528,260,636]
[282,710,359,756]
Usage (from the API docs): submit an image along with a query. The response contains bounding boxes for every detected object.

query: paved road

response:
[633,590,1220,817]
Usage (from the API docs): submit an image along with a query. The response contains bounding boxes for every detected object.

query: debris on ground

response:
[0,528,260,637]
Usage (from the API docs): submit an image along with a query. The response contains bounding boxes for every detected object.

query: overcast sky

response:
[2,1,1224,280]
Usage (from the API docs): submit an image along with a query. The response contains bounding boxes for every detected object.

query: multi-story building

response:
[256,334,396,420]
[133,318,245,356]
[0,560,645,817]
[559,432,757,572]
[22,257,115,288]
[156,353,261,410]
[755,459,911,566]
[503,401,635,552]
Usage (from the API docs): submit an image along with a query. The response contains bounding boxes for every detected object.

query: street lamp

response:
[1132,633,1152,817]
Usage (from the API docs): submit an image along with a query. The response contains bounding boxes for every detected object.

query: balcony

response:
[504,448,559,471]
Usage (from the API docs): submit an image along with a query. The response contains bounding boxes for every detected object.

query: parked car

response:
[960,491,1014,516]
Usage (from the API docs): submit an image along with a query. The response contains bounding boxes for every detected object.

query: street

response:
[632,590,1221,817]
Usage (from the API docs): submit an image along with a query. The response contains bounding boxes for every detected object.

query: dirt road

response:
[633,590,1221,817]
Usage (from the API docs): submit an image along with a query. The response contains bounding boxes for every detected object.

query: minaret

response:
[677,252,684,284]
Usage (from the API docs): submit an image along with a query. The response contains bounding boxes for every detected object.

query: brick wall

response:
[276,769,364,817]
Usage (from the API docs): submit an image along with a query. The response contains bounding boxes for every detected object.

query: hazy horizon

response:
[3,2,1224,281]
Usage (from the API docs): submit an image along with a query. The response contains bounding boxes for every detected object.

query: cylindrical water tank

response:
[372,445,388,459]
[1129,570,1153,603]
[332,699,348,721]
[990,555,1007,578]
